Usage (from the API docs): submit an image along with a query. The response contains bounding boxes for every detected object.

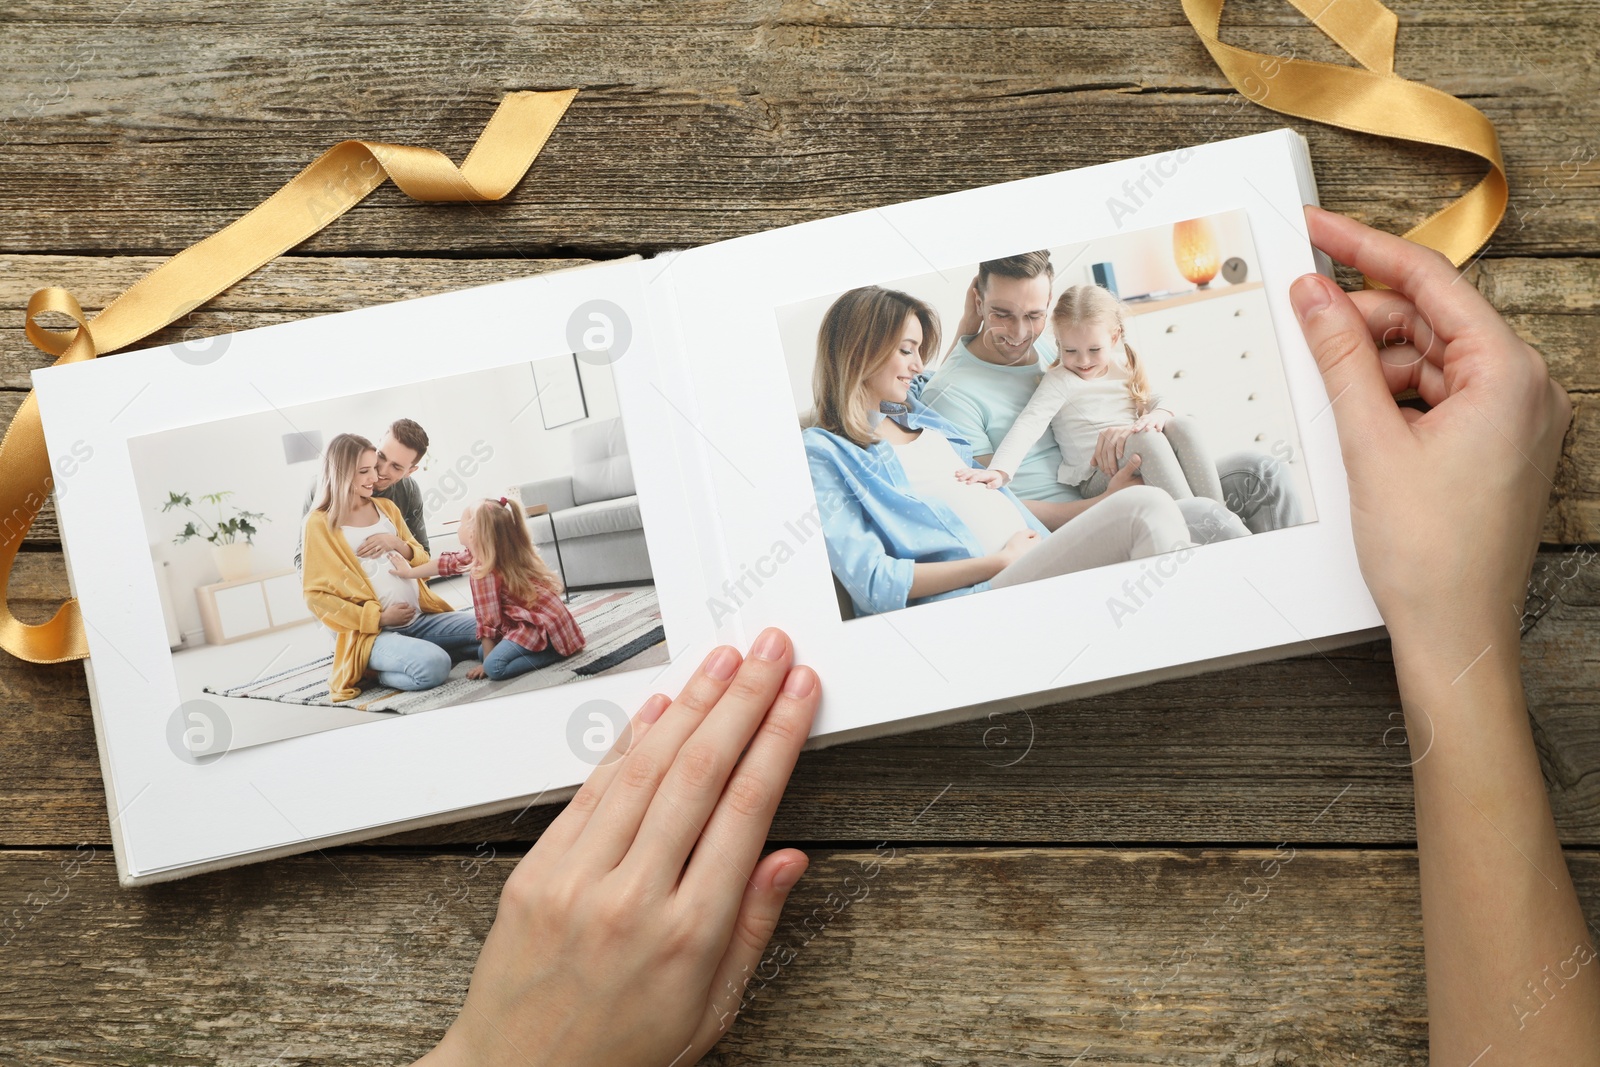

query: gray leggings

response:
[1076,415,1226,505]
[990,485,1193,589]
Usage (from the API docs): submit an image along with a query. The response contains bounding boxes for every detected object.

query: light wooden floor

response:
[3,2,1598,1063]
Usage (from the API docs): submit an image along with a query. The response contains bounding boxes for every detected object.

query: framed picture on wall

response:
[533,352,589,429]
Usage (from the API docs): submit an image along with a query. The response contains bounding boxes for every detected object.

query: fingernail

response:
[703,646,739,680]
[1290,274,1331,319]
[781,665,816,698]
[751,627,786,661]
[639,693,670,724]
[772,857,807,892]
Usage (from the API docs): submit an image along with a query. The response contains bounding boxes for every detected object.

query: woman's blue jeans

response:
[367,609,480,691]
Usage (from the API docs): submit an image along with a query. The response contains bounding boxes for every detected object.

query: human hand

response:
[359,532,406,559]
[1290,204,1571,647]
[1092,424,1137,474]
[386,549,416,578]
[1131,408,1170,434]
[465,664,487,680]
[415,628,820,1067]
[955,467,1009,489]
[1101,453,1144,495]
[992,528,1041,569]
[380,601,417,628]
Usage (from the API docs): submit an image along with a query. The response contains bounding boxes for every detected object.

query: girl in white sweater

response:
[960,283,1226,504]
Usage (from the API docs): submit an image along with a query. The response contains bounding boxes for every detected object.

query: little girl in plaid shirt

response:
[388,496,585,681]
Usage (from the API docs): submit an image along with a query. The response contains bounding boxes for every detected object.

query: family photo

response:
[129,355,669,750]
[776,209,1318,621]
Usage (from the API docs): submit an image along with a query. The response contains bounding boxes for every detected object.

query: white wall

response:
[130,357,620,643]
[777,208,1262,417]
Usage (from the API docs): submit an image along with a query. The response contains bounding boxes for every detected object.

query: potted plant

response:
[163,491,269,582]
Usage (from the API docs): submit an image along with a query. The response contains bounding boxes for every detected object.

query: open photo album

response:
[31,127,1384,885]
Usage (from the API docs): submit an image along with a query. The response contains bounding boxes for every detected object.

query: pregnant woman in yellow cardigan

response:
[302,433,479,702]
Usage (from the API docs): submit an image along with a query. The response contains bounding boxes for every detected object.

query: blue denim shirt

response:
[802,393,1051,617]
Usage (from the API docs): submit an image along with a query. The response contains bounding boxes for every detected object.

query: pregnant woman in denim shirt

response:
[801,285,1199,618]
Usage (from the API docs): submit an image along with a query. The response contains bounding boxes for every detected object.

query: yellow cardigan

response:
[301,496,454,702]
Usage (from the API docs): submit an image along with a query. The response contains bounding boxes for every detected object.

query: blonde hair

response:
[314,433,377,529]
[467,498,564,600]
[809,286,940,450]
[1052,285,1155,417]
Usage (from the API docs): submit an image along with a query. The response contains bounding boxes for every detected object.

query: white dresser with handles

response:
[1120,281,1305,471]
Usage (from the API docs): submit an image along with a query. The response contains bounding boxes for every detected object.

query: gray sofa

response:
[518,417,654,589]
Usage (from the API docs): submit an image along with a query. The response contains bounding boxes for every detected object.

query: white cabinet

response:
[196,568,316,646]
[1121,282,1305,469]
[262,571,313,626]
[212,583,271,636]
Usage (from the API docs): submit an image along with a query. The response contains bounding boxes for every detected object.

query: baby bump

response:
[359,557,421,613]
[907,475,1029,556]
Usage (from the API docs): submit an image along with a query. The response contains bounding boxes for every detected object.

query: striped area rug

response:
[203,587,668,714]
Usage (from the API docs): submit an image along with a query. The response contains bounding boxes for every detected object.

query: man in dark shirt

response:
[293,418,431,570]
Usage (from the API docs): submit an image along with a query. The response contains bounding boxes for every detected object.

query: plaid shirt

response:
[434,549,586,657]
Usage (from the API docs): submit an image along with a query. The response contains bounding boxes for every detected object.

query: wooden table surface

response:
[4,2,1598,1063]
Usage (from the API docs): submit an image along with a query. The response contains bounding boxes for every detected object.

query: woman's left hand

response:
[1093,424,1138,474]
[415,628,820,1067]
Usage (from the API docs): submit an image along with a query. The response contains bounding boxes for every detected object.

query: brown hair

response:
[467,498,563,600]
[809,286,940,450]
[976,251,1054,294]
[387,418,429,465]
[1051,285,1155,417]
[314,433,377,529]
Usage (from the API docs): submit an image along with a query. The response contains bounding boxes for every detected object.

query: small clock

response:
[1221,256,1249,285]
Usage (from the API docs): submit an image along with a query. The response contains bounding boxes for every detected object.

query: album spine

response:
[637,252,747,649]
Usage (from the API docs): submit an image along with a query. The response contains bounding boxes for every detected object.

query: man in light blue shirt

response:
[917,253,1302,537]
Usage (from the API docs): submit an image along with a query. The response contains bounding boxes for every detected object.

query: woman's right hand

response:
[381,601,417,628]
[1290,208,1599,1065]
[992,528,1042,570]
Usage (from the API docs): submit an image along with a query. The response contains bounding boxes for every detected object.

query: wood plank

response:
[0,845,1596,1064]
[4,547,1597,849]
[1553,397,1600,545]
[1,3,1596,256]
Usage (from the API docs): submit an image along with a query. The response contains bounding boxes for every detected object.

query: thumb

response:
[1125,454,1142,467]
[699,850,809,1041]
[1290,273,1405,454]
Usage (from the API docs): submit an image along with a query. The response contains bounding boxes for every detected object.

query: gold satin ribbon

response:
[1182,0,1507,273]
[2,89,577,664]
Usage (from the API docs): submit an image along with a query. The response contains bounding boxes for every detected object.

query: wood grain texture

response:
[0,3,1596,256]
[1,0,1597,1062]
[0,846,1597,1066]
